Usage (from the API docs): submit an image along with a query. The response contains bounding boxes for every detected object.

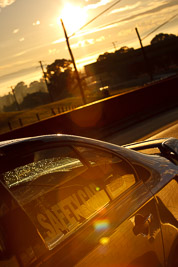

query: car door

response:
[72,145,165,267]
[154,178,178,267]
[1,143,165,266]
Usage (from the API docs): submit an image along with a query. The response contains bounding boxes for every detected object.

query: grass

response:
[0,86,139,135]
[0,96,83,134]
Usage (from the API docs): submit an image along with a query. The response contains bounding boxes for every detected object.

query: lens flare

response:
[99,237,110,245]
[70,102,103,128]
[94,219,110,231]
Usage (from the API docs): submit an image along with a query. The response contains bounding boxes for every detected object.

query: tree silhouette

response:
[151,33,176,45]
[97,52,111,62]
[29,80,47,94]
[117,46,134,54]
[21,92,50,109]
[14,81,28,103]
[45,59,75,101]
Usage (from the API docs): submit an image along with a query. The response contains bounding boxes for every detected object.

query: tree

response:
[28,80,47,94]
[20,92,50,109]
[151,33,176,45]
[14,81,28,103]
[97,52,111,62]
[117,46,134,54]
[45,59,75,100]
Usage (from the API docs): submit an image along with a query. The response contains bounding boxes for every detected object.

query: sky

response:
[0,0,178,96]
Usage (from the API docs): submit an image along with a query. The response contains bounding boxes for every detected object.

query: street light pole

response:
[60,19,87,104]
[135,27,153,81]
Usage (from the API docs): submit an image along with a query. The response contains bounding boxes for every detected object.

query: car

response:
[0,134,177,267]
[99,86,110,98]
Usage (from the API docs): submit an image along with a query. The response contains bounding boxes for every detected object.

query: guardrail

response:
[5,105,78,132]
[0,75,177,141]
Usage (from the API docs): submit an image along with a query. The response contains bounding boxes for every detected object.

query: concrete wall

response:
[0,75,177,141]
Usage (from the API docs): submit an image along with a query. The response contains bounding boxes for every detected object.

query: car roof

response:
[0,133,169,160]
[0,134,117,157]
[0,134,109,148]
[0,134,168,152]
[0,134,167,148]
[0,134,57,147]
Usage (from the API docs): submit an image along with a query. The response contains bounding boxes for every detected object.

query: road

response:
[147,122,178,139]
[104,107,178,145]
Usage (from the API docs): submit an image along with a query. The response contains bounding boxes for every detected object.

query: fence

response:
[5,105,78,132]
[0,75,177,141]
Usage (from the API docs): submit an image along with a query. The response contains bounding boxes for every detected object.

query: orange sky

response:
[0,0,178,96]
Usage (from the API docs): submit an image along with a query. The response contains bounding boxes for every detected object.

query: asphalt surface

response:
[148,122,178,139]
[104,107,178,145]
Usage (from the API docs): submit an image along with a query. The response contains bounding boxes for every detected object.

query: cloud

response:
[85,0,111,10]
[86,39,95,45]
[66,1,177,41]
[147,0,166,9]
[0,0,15,8]
[111,2,141,14]
[12,41,56,58]
[71,39,95,49]
[0,65,36,82]
[59,0,177,46]
[70,36,105,49]
[114,0,178,24]
[96,36,105,42]
[52,23,116,47]
[73,22,118,39]
[19,37,24,42]
[92,0,178,33]
[33,20,40,26]
[0,59,32,71]
[48,48,58,55]
[52,37,66,45]
[13,51,26,57]
[52,1,178,50]
[76,50,106,67]
[13,28,19,34]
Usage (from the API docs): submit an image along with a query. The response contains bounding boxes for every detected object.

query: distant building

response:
[84,37,178,91]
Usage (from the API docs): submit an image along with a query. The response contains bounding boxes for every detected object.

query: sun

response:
[58,3,88,35]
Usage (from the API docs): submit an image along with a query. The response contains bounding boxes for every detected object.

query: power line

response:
[75,12,178,42]
[69,0,123,38]
[75,13,132,37]
[142,14,178,41]
[99,13,178,34]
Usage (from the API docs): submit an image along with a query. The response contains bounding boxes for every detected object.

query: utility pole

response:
[39,61,53,102]
[135,27,153,81]
[112,41,117,52]
[60,19,86,104]
[11,86,21,111]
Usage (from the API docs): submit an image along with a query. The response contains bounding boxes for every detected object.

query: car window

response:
[2,145,137,251]
[3,146,85,193]
[75,146,137,200]
[1,146,110,250]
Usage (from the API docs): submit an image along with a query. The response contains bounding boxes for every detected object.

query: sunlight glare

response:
[58,3,88,35]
